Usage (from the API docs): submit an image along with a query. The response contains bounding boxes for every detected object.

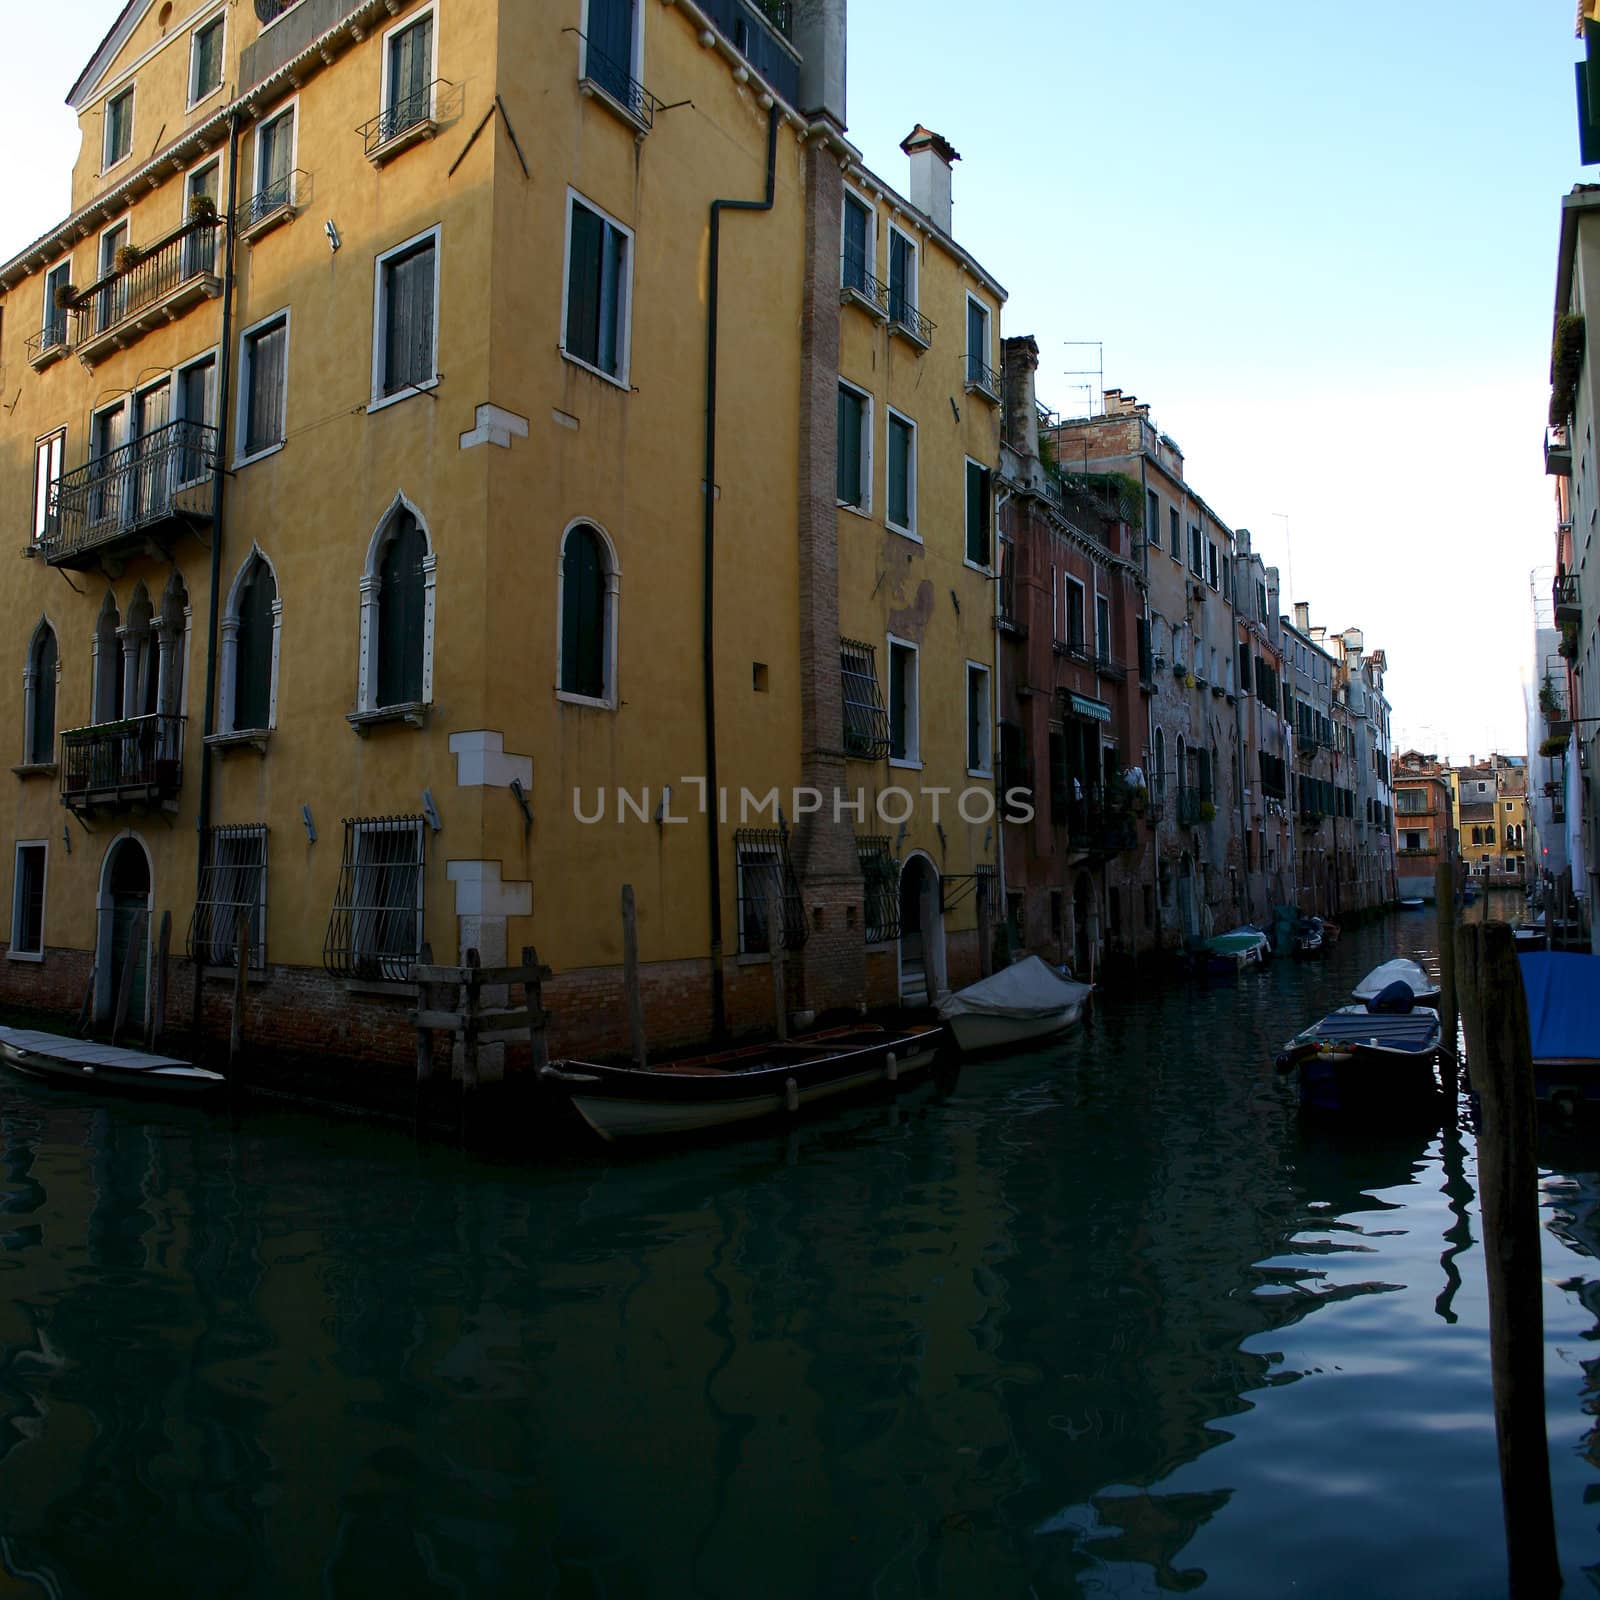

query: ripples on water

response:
[0,895,1597,1597]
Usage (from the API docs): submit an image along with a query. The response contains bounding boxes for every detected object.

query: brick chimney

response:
[1002,334,1040,464]
[900,125,959,234]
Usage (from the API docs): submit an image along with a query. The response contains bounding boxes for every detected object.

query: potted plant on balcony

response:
[52,281,77,310]
[1540,734,1568,759]
[1199,799,1216,823]
[188,194,217,223]
[1559,621,1579,660]
[114,243,142,273]
[1540,675,1562,719]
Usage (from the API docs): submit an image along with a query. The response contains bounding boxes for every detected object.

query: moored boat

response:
[0,1026,226,1098]
[541,1024,945,1142]
[1275,983,1442,1114]
[1398,897,1425,910]
[1352,958,1440,1007]
[937,956,1093,1054]
[1200,929,1271,974]
[1520,952,1600,1114]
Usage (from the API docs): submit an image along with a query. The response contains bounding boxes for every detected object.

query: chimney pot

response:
[900,124,959,234]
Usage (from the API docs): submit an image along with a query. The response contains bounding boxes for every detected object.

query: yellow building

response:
[0,0,1004,1076]
[1453,757,1527,885]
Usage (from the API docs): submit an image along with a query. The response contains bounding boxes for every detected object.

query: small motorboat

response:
[1520,952,1600,1115]
[1200,929,1271,973]
[937,956,1093,1055]
[1398,897,1426,910]
[1290,917,1325,958]
[0,1026,226,1098]
[1352,959,1440,1007]
[1275,981,1442,1113]
[1513,923,1549,954]
[541,1023,945,1142]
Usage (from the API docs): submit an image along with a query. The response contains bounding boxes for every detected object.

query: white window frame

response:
[234,307,291,468]
[184,152,224,228]
[884,406,918,539]
[22,616,59,769]
[964,292,992,387]
[32,428,66,547]
[250,98,298,212]
[965,660,992,778]
[9,841,47,963]
[259,0,310,32]
[555,518,622,710]
[559,187,635,389]
[187,7,227,111]
[369,224,442,412]
[1063,575,1087,652]
[218,545,284,735]
[840,185,877,291]
[886,222,919,317]
[579,0,645,95]
[41,262,73,345]
[103,84,135,174]
[357,491,437,714]
[174,346,220,487]
[887,633,920,770]
[836,377,872,515]
[380,4,440,123]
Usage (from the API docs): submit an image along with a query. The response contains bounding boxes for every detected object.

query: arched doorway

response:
[1177,853,1198,943]
[96,835,151,1023]
[898,853,945,1004]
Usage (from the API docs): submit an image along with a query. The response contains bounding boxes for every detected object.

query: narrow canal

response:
[1,902,1597,1597]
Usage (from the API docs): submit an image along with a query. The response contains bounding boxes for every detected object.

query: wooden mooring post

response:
[409,947,553,1138]
[977,874,994,979]
[766,884,788,1042]
[146,911,171,1054]
[228,912,251,1081]
[621,885,648,1069]
[1456,920,1562,1598]
[1435,862,1458,1102]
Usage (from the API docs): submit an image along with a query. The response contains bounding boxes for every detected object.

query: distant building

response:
[1392,752,1458,899]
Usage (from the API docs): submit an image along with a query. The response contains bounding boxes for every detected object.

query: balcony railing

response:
[1396,845,1438,858]
[60,714,185,812]
[840,258,890,318]
[240,168,311,240]
[360,80,455,161]
[580,40,662,129]
[1054,634,1092,665]
[1095,649,1128,683]
[26,318,70,369]
[1554,572,1582,624]
[750,0,792,34]
[965,357,1002,399]
[1177,787,1206,827]
[41,419,217,570]
[71,220,220,363]
[998,562,1025,636]
[887,291,934,348]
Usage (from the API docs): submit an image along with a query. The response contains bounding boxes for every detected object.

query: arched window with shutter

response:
[23,620,58,767]
[219,548,282,737]
[356,494,436,720]
[557,521,618,707]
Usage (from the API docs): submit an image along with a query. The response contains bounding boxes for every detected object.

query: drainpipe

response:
[994,485,1012,944]
[702,103,779,1041]
[189,111,241,1047]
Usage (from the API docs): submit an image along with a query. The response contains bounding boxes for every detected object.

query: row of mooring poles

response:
[1440,859,1561,1598]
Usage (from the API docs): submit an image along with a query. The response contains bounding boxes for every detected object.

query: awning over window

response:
[1067,692,1111,723]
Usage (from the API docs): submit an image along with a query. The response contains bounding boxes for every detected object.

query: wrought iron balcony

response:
[1554,571,1581,624]
[965,357,1002,400]
[71,220,220,365]
[240,168,311,242]
[25,318,70,370]
[887,292,934,349]
[1095,649,1128,683]
[840,258,890,318]
[1176,787,1206,827]
[1054,635,1092,665]
[997,562,1026,636]
[579,40,662,130]
[41,419,217,571]
[60,714,185,813]
[751,0,792,34]
[360,80,459,163]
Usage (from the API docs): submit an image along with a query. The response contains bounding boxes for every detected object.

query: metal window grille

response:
[323,816,425,981]
[841,639,890,760]
[856,836,901,945]
[187,824,268,969]
[734,829,806,954]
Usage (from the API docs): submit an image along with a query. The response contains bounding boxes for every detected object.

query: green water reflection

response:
[0,897,1597,1597]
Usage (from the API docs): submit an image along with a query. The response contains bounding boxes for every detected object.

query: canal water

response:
[1,901,1597,1598]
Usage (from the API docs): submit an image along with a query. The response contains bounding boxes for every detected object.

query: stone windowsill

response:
[11,761,58,779]
[347,702,428,734]
[205,728,271,754]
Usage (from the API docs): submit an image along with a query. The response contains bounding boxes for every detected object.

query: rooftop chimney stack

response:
[1294,601,1311,633]
[900,125,959,235]
[1001,335,1041,477]
[793,0,847,129]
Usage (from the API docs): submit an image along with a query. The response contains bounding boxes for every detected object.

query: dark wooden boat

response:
[1275,1002,1441,1114]
[541,1023,945,1142]
[0,1026,225,1098]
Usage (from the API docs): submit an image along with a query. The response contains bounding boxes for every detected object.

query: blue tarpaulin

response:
[1519,953,1600,1062]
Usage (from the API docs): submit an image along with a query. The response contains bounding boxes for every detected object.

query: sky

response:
[1,0,1582,764]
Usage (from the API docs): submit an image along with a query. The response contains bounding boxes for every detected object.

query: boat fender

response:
[784,1076,799,1114]
[885,1051,898,1084]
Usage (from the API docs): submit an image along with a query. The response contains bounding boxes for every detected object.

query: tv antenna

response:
[1064,340,1104,417]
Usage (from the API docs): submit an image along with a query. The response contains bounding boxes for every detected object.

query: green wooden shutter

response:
[29,629,56,765]
[566,203,604,367]
[888,418,909,526]
[965,461,989,565]
[378,514,425,706]
[561,527,606,698]
[233,561,276,731]
[837,387,862,505]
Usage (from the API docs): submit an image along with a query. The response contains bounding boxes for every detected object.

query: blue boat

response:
[1520,952,1600,1115]
[1275,982,1442,1114]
